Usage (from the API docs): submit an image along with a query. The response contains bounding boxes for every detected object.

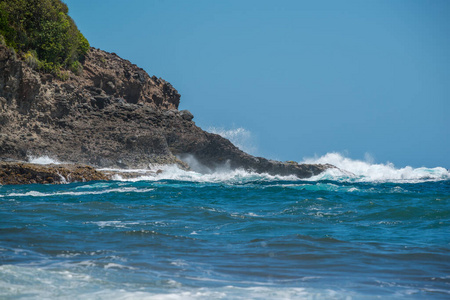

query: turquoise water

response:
[1,159,449,299]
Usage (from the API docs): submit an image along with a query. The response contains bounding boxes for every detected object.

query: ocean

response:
[1,153,449,299]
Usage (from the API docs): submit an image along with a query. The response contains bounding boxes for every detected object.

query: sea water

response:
[1,153,449,299]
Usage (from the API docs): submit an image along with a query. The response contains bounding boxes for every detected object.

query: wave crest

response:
[303,152,450,182]
[113,164,299,184]
[26,153,449,184]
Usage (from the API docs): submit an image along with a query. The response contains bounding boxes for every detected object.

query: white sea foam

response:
[27,155,62,165]
[114,286,353,300]
[6,187,154,198]
[109,153,449,184]
[302,152,450,183]
[90,221,142,228]
[18,153,450,185]
[103,263,135,270]
[0,264,359,300]
[117,164,299,184]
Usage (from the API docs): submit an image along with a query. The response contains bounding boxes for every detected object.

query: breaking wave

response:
[25,153,450,184]
[28,155,62,165]
[109,164,299,184]
[303,152,450,183]
[108,153,449,184]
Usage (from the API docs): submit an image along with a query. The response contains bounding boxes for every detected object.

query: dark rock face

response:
[0,45,334,179]
[83,49,180,108]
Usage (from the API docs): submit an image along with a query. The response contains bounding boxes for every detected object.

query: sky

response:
[64,0,449,168]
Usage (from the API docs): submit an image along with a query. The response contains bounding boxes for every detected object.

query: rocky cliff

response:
[0,44,333,180]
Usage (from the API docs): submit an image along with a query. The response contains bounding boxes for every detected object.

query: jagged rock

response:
[180,110,194,121]
[0,44,334,183]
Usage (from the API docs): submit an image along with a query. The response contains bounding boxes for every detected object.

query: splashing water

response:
[302,152,450,183]
[111,153,450,184]
[28,155,62,165]
[26,152,450,184]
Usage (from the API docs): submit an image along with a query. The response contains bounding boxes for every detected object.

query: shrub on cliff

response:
[0,0,89,75]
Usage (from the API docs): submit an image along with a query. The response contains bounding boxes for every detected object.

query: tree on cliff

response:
[0,0,89,75]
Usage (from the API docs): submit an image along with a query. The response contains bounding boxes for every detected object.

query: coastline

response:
[0,160,332,185]
[0,161,108,185]
[0,44,334,184]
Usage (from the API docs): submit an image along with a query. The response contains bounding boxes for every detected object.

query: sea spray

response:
[27,153,450,183]
[302,152,450,182]
[28,155,62,165]
[112,153,450,184]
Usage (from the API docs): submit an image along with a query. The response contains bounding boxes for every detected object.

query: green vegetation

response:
[0,0,89,76]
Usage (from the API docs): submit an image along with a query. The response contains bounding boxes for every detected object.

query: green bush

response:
[0,0,89,74]
[24,50,39,69]
[56,69,69,81]
[38,60,58,74]
[70,60,82,75]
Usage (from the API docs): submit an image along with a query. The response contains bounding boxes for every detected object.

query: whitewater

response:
[1,153,449,299]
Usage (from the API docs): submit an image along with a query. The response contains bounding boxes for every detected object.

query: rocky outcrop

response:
[0,44,334,183]
[0,45,184,167]
[83,48,180,108]
[0,162,108,185]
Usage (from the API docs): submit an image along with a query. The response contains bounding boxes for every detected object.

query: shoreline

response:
[0,161,109,185]
[0,160,334,185]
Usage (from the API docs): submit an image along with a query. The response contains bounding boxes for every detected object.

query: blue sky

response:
[65,0,449,168]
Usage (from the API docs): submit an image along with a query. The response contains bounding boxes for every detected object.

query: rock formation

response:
[0,44,334,183]
[0,161,108,185]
